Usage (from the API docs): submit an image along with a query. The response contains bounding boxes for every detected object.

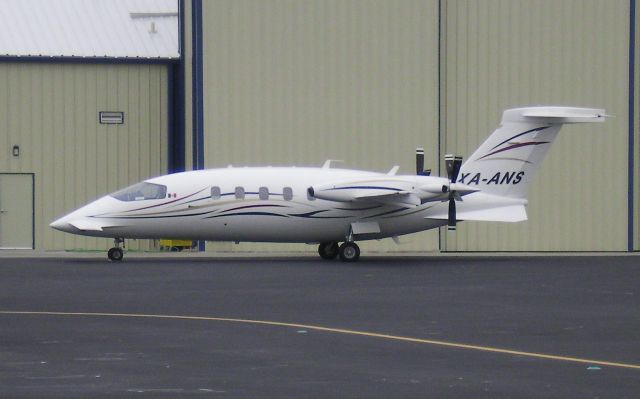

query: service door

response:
[0,174,34,249]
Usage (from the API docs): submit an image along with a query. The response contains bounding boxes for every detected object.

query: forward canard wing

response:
[67,218,110,231]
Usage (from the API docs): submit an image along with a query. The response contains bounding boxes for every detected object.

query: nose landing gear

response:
[107,238,125,262]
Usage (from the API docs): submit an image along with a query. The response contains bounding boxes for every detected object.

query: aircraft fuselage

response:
[51,167,450,243]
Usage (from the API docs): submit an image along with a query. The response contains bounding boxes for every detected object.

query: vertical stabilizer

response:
[457,107,606,199]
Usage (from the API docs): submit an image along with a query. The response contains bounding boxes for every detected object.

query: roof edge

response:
[0,55,179,64]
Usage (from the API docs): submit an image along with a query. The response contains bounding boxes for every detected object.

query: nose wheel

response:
[108,238,125,262]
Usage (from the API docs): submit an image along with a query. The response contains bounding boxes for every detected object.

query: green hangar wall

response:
[0,0,179,252]
[0,63,169,251]
[190,0,638,253]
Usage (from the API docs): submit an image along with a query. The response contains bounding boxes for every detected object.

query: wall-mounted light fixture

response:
[12,145,19,157]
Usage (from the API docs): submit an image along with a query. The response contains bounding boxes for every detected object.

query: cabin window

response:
[259,187,269,200]
[283,187,293,201]
[111,182,167,202]
[235,186,245,199]
[211,186,221,200]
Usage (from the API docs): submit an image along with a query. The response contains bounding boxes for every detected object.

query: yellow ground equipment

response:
[159,239,195,252]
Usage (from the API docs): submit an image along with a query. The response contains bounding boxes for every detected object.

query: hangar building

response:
[0,0,180,251]
[1,0,638,253]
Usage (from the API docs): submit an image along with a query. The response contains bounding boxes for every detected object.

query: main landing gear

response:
[107,238,125,262]
[318,241,361,262]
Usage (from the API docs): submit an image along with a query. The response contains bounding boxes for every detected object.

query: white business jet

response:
[51,106,606,262]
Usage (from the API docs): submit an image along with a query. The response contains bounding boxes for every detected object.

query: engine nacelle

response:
[309,178,413,202]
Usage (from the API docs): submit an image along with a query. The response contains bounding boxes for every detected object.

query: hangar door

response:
[201,0,441,254]
[0,174,33,249]
[440,0,629,251]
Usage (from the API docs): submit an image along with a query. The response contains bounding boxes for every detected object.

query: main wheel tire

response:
[318,241,339,260]
[107,247,124,262]
[339,242,360,262]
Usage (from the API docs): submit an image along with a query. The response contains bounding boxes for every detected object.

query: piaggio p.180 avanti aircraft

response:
[51,106,606,262]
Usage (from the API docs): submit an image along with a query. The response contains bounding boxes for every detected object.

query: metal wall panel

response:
[441,0,629,251]
[201,0,440,253]
[0,63,168,251]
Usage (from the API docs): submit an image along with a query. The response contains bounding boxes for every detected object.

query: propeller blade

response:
[445,154,463,231]
[448,197,456,230]
[451,156,463,183]
[416,147,424,175]
[444,154,463,183]
[444,154,454,180]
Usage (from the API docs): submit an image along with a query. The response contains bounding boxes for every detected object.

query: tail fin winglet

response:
[518,107,607,123]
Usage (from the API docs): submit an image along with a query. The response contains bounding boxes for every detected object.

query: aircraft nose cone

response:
[50,217,71,232]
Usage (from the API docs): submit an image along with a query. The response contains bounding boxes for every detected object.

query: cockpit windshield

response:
[111,182,167,202]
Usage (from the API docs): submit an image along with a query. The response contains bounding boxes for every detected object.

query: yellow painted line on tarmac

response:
[2,310,639,370]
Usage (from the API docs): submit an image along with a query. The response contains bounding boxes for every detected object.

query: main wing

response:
[424,192,528,222]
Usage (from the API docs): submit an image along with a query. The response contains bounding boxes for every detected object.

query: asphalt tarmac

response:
[0,254,638,398]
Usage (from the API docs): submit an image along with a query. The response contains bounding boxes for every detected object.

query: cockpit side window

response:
[111,182,167,202]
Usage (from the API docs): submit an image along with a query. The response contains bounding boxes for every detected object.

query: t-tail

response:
[457,107,606,200]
